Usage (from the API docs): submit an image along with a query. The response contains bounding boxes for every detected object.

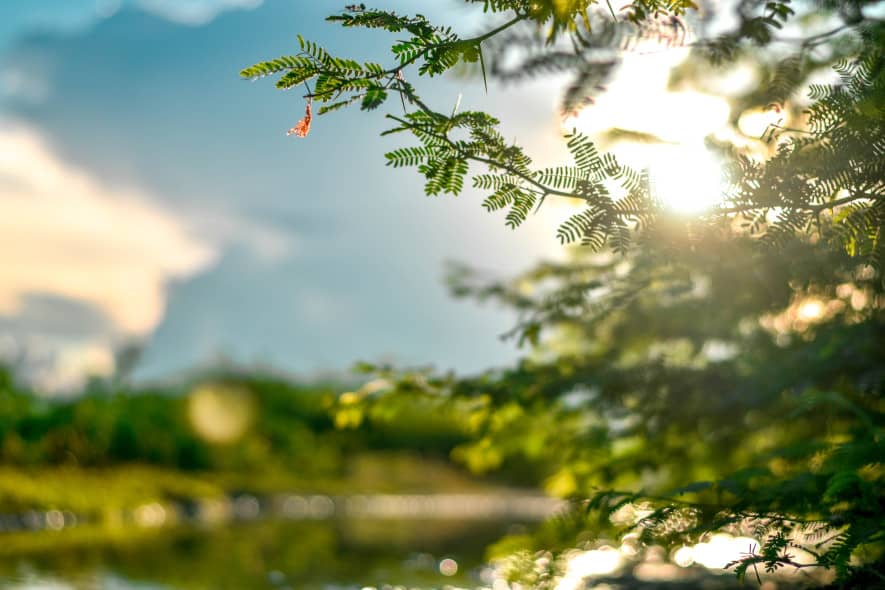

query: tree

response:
[243,1,883,587]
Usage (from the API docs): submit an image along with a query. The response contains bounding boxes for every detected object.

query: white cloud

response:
[0,0,264,56]
[0,122,216,336]
[0,120,301,391]
[180,205,297,264]
[0,66,51,104]
[136,0,263,25]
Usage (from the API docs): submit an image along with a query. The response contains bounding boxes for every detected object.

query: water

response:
[0,517,528,589]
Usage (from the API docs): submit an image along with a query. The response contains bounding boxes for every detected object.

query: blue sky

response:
[0,0,571,390]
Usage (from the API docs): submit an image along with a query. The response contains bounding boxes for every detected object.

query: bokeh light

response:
[439,557,459,576]
[188,383,255,444]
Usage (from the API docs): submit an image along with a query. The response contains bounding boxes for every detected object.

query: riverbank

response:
[0,451,512,513]
[0,451,560,555]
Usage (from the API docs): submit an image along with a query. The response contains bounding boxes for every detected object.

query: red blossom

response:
[287,99,312,137]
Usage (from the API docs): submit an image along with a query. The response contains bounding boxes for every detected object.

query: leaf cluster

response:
[722,31,885,272]
[243,6,884,279]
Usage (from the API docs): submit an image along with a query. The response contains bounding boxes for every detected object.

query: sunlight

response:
[557,47,730,144]
[555,546,623,590]
[738,107,784,138]
[562,90,730,145]
[673,545,695,567]
[690,534,759,570]
[796,299,826,322]
[647,144,726,214]
[554,47,732,218]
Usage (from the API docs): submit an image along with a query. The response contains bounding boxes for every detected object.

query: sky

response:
[0,0,744,392]
[0,0,582,391]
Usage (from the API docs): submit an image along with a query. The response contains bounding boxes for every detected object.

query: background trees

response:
[244,0,883,586]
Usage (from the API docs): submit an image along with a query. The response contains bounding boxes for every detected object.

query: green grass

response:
[0,452,496,515]
[0,452,509,558]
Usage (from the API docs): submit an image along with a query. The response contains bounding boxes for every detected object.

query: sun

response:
[559,100,731,215]
[647,143,726,214]
[553,47,733,217]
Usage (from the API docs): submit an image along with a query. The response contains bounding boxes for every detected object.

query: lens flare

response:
[648,145,726,215]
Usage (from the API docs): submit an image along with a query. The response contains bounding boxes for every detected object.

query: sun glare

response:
[648,144,726,214]
[554,47,733,218]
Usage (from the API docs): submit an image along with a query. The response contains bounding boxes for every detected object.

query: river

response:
[0,494,556,589]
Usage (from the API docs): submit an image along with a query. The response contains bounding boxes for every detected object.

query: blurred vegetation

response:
[349,237,884,586]
[0,365,519,586]
[0,366,506,520]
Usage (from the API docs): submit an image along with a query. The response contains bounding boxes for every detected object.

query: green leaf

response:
[361,85,388,111]
[275,68,316,89]
[240,56,313,79]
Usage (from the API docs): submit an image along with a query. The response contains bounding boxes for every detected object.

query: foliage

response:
[242,0,885,587]
[0,366,486,514]
[349,237,884,585]
[243,1,883,267]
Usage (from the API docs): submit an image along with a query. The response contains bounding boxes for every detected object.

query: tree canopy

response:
[243,1,884,587]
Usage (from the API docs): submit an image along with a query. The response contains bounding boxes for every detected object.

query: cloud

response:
[0,293,115,341]
[0,120,300,391]
[0,294,118,392]
[135,0,263,25]
[0,62,51,104]
[0,121,216,335]
[0,0,264,48]
[179,205,297,264]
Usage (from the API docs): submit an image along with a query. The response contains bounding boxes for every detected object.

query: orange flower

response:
[287,99,312,137]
